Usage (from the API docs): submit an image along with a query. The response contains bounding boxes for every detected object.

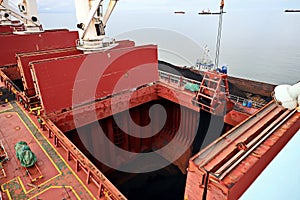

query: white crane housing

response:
[75,0,119,52]
[0,0,43,33]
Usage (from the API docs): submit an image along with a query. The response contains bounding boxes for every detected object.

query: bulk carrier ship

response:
[0,0,299,199]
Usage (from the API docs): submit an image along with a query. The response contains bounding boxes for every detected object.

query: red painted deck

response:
[0,102,96,199]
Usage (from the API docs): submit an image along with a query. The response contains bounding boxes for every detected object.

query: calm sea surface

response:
[39,9,300,200]
[40,10,300,85]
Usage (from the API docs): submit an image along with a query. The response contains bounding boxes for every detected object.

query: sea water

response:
[39,9,300,85]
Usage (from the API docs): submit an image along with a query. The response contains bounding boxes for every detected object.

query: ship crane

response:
[214,0,224,70]
[75,0,119,52]
[0,5,11,25]
[0,0,43,33]
[192,0,230,116]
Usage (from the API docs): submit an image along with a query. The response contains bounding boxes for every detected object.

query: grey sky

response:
[35,0,300,13]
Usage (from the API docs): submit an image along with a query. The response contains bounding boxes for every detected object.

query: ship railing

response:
[0,71,126,199]
[229,94,266,109]
[158,70,266,110]
[158,70,201,89]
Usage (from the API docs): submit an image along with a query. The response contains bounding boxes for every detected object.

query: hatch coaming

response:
[185,102,300,200]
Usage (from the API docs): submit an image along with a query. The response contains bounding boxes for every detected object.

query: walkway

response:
[0,100,95,199]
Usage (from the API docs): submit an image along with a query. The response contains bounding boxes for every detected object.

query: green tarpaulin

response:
[14,141,37,168]
[184,83,200,92]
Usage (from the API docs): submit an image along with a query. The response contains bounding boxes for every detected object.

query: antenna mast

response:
[214,0,224,70]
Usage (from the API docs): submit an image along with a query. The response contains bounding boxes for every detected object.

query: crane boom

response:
[0,0,43,33]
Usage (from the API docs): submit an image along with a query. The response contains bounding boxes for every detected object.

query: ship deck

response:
[0,83,96,199]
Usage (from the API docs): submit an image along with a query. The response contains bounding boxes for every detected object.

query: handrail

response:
[158,70,201,88]
[229,94,265,109]
[0,72,127,200]
[158,70,267,109]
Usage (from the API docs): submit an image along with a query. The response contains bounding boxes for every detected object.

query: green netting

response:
[14,141,37,168]
[184,83,200,92]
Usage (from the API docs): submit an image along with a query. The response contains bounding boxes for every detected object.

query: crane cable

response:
[214,0,224,70]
